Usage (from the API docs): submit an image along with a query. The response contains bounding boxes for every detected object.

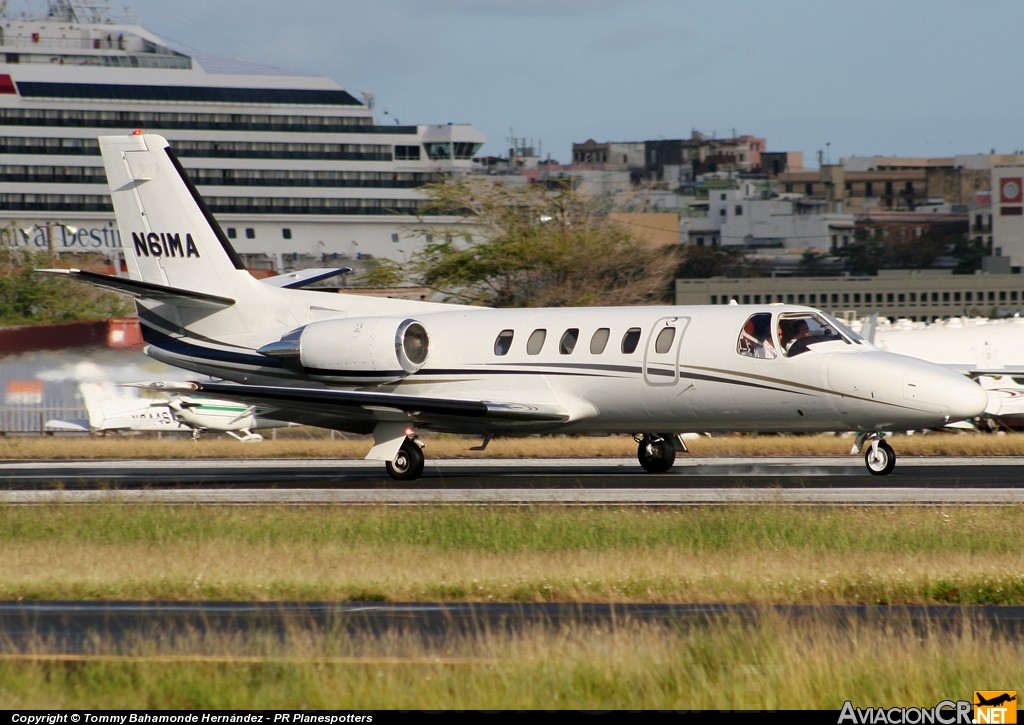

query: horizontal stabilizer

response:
[44,418,91,433]
[37,269,235,309]
[260,267,352,289]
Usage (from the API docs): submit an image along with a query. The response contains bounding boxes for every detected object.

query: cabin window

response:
[559,328,579,354]
[590,328,610,354]
[494,329,514,356]
[621,327,642,354]
[654,327,676,354]
[527,329,547,355]
[737,313,776,359]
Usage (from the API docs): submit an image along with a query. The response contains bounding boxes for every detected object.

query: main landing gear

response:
[386,437,425,480]
[635,432,681,473]
[855,432,896,476]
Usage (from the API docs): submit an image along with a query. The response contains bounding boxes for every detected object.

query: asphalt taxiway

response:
[3,601,1023,653]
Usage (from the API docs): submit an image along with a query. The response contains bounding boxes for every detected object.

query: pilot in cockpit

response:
[780,318,810,355]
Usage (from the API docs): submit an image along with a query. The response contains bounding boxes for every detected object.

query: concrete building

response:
[675,270,1024,322]
[992,166,1024,268]
[679,180,855,274]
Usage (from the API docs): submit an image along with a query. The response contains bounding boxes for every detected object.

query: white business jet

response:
[45,381,292,441]
[41,132,987,478]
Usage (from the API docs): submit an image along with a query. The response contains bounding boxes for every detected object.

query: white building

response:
[681,181,855,266]
[991,165,1024,268]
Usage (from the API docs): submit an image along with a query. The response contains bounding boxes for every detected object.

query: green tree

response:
[948,235,987,274]
[676,245,751,278]
[358,178,681,307]
[0,248,133,325]
[835,226,953,274]
[833,228,886,275]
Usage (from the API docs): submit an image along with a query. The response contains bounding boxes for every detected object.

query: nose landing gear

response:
[855,432,896,476]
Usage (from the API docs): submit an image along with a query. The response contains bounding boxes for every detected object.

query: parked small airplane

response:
[45,381,292,441]
[858,315,1024,430]
[41,132,988,478]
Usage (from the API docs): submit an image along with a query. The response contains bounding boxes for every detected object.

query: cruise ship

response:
[0,0,485,276]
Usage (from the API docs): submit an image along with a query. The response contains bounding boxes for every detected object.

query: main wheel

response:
[864,439,896,476]
[637,434,676,473]
[386,439,425,480]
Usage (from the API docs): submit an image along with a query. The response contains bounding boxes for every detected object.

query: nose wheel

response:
[636,433,676,473]
[864,439,896,476]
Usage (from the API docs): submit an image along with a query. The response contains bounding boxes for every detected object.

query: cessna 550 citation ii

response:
[42,132,988,479]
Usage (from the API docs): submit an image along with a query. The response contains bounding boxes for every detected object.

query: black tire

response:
[864,439,896,476]
[637,434,676,473]
[386,439,425,480]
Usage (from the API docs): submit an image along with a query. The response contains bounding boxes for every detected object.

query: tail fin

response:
[860,313,879,344]
[79,381,147,430]
[99,131,253,296]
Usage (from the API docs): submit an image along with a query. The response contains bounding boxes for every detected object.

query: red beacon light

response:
[132,129,144,135]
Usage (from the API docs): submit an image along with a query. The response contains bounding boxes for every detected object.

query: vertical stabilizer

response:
[79,381,150,430]
[99,132,250,294]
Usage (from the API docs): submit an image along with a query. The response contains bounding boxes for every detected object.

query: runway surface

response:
[0,456,1020,504]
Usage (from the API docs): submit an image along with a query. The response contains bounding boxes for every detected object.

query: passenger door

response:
[644,316,689,386]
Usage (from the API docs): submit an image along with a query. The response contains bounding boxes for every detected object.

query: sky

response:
[16,0,1024,165]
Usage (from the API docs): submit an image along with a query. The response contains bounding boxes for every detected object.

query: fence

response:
[0,406,87,435]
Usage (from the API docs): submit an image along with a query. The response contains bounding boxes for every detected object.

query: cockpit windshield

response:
[738,310,861,359]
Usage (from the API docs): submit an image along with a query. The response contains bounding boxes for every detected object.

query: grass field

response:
[1,431,1021,709]
[2,611,1018,710]
[3,505,1022,604]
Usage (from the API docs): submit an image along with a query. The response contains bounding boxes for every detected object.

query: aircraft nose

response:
[828,352,989,429]
[942,372,989,423]
[902,361,989,423]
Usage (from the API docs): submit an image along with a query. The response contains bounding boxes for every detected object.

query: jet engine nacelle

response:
[293,317,429,382]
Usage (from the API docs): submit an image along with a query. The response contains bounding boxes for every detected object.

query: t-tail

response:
[40,131,459,383]
[103,131,252,294]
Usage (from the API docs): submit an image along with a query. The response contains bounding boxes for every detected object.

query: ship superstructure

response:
[0,0,485,275]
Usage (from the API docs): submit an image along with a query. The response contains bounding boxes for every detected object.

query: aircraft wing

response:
[127,381,571,431]
[924,362,1024,378]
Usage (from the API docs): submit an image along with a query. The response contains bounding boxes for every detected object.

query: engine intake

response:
[261,317,429,383]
